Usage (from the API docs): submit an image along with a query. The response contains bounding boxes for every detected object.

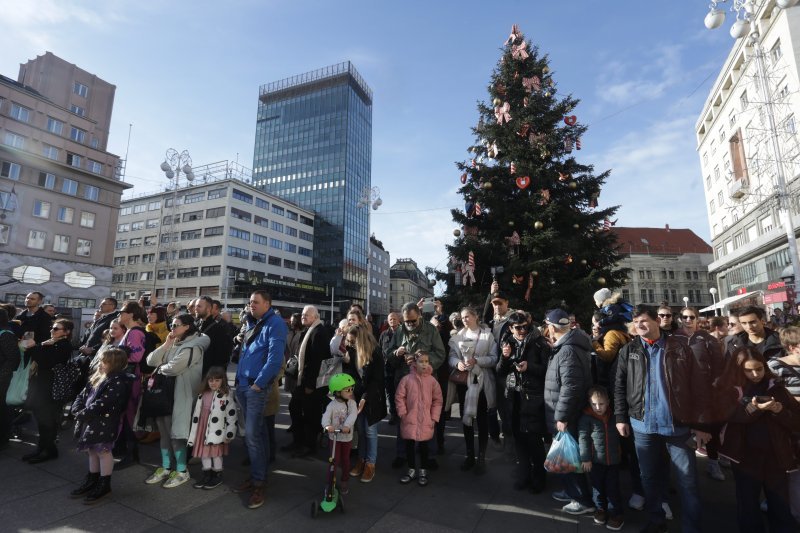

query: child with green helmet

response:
[321,373,358,494]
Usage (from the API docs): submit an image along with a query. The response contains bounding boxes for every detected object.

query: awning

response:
[699,291,763,313]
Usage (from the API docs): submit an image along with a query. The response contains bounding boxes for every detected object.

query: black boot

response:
[193,470,212,489]
[474,453,486,475]
[460,454,476,471]
[71,472,100,498]
[84,475,111,504]
[204,470,223,490]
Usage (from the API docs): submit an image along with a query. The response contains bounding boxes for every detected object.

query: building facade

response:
[0,52,129,310]
[252,62,373,309]
[111,162,326,316]
[612,227,715,310]
[390,258,434,311]
[369,235,390,320]
[696,4,800,312]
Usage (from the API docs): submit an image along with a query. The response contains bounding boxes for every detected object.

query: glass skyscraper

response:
[252,62,372,305]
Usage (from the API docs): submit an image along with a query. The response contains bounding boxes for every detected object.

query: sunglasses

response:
[51,326,63,331]
[657,313,672,318]
[511,325,529,331]
[681,315,697,321]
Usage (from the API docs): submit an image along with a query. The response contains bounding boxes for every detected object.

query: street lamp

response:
[683,296,689,310]
[157,149,193,302]
[356,186,382,316]
[704,0,800,308]
[709,287,718,316]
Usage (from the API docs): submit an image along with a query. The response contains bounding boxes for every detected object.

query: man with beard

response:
[15,292,52,343]
[195,296,234,375]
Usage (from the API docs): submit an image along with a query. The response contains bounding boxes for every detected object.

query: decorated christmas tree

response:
[441,24,627,320]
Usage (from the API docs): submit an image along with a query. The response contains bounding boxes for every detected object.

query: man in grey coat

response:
[543,308,595,515]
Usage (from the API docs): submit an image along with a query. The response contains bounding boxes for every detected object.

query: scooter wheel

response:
[311,500,319,518]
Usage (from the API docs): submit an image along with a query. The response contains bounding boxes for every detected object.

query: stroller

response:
[311,429,345,517]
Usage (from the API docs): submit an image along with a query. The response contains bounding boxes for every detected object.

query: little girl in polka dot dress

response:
[187,366,238,489]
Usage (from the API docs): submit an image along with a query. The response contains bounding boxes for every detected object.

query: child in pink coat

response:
[395,351,442,487]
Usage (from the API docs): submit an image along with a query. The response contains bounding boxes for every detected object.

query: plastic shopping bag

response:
[6,354,31,406]
[543,431,583,474]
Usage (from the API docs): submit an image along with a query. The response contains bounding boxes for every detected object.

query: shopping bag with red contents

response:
[543,431,583,474]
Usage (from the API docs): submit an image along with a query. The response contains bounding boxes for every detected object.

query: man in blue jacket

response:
[234,290,287,509]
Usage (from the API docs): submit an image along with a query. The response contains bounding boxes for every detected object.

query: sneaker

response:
[248,486,264,509]
[145,467,171,485]
[552,489,572,502]
[339,481,349,495]
[707,460,726,481]
[417,468,428,487]
[204,471,223,490]
[562,501,596,515]
[628,493,645,511]
[163,470,190,488]
[606,516,624,531]
[400,468,417,484]
[361,462,375,483]
[593,510,608,525]
[193,470,212,489]
[694,446,708,457]
[350,458,365,477]
[662,502,673,520]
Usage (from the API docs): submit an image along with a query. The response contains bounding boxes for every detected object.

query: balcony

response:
[728,178,749,199]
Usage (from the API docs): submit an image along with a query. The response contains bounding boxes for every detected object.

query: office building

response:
[0,52,129,309]
[252,62,373,311]
[390,258,434,310]
[369,235,390,321]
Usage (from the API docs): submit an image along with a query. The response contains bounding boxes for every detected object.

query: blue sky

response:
[0,0,735,291]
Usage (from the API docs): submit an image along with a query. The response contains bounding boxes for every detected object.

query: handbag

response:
[6,354,30,406]
[449,368,469,386]
[316,356,343,389]
[285,355,299,378]
[52,357,85,402]
[140,370,176,418]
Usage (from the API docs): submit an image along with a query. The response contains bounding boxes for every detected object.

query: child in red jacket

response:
[395,351,442,487]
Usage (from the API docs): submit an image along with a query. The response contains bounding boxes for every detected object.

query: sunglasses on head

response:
[657,313,672,318]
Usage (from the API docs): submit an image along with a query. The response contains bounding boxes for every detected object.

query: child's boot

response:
[204,470,223,490]
[70,472,99,498]
[193,469,212,489]
[84,475,111,504]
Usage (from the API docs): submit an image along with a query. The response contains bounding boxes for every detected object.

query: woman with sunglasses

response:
[22,318,74,463]
[676,306,727,482]
[448,306,497,474]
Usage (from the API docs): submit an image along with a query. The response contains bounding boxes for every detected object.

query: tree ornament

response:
[508,220,514,227]
[517,123,531,138]
[542,66,550,74]
[524,271,535,302]
[573,224,580,230]
[506,24,522,45]
[463,251,476,286]
[523,97,529,107]
[460,172,467,184]
[564,137,574,153]
[532,270,539,277]
[512,274,525,284]
[522,76,541,92]
[540,148,550,159]
[576,137,582,150]
[510,162,517,174]
[544,90,551,97]
[453,228,462,237]
[565,254,573,265]
[589,192,599,208]
[515,176,530,189]
[494,102,511,125]
[580,259,588,265]
[568,181,577,190]
[482,181,492,190]
[538,189,551,205]
[492,97,502,107]
[563,115,577,126]
[597,277,607,286]
[495,84,507,97]
[487,142,499,159]
[558,172,570,182]
[603,218,617,231]
[534,221,544,230]
[512,41,529,60]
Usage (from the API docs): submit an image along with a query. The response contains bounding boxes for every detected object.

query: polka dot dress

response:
[192,390,229,458]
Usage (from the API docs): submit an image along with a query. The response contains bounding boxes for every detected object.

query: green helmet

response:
[328,373,355,394]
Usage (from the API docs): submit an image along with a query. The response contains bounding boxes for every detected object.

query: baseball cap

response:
[544,308,570,326]
[491,291,509,303]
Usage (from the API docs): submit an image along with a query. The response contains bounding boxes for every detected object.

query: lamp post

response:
[357,186,382,315]
[157,149,193,302]
[683,296,689,311]
[709,287,718,316]
[704,0,800,309]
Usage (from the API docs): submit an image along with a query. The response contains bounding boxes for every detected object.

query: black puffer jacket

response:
[544,329,592,432]
[726,329,784,361]
[497,328,550,434]
[614,332,711,427]
[347,346,387,426]
[71,371,134,446]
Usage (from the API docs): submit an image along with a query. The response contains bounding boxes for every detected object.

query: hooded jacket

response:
[544,329,592,432]
[235,308,287,390]
[726,328,784,362]
[71,371,134,446]
[578,406,621,465]
[395,364,443,442]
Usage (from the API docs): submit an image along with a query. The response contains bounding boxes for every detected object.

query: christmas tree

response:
[441,24,627,321]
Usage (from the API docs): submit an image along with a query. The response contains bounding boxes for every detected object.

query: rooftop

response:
[259,61,372,104]
[613,226,713,255]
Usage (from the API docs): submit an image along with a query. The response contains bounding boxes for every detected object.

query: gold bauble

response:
[534,221,544,230]
[568,181,577,189]
[482,181,492,190]
[580,259,587,265]
[453,229,461,237]
[493,98,502,106]
[597,277,607,286]
[573,224,580,230]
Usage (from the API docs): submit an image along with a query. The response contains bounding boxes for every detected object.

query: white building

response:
[696,2,800,312]
[368,235,390,321]
[112,161,325,314]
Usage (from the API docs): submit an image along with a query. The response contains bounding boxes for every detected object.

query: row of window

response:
[14,228,93,256]
[636,288,706,305]
[0,159,103,202]
[2,127,104,174]
[30,199,96,226]
[637,269,707,281]
[715,214,775,259]
[112,257,313,284]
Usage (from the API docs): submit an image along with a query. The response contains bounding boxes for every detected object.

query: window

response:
[705,176,711,190]
[120,206,132,216]
[300,215,313,226]
[182,210,203,222]
[299,230,313,241]
[232,189,253,203]
[113,256,125,266]
[270,220,283,233]
[112,274,123,283]
[4,132,25,149]
[256,198,269,209]
[283,259,296,269]
[61,178,78,195]
[298,246,312,257]
[177,267,198,278]
[133,204,145,214]
[80,211,95,228]
[83,185,99,201]
[57,206,74,223]
[162,215,178,225]
[229,227,250,240]
[231,207,251,222]
[206,207,225,218]
[146,218,158,228]
[129,237,142,247]
[285,243,297,253]
[728,109,736,127]
[733,233,745,249]
[717,190,724,206]
[41,144,59,160]
[10,103,31,122]
[298,262,312,273]
[285,226,297,237]
[70,126,87,143]
[268,256,282,266]
[269,238,282,250]
[28,230,46,249]
[709,200,715,214]
[184,192,205,204]
[0,161,21,180]
[786,115,797,135]
[725,240,733,255]
[202,246,222,257]
[178,248,200,259]
[47,117,64,135]
[131,221,144,231]
[142,253,155,263]
[66,153,82,168]
[52,235,70,253]
[271,205,284,216]
[713,224,719,236]
[227,246,249,259]
[204,226,224,237]
[117,223,129,233]
[73,81,89,97]
[740,90,749,109]
[207,188,227,200]
[252,252,267,263]
[139,272,152,281]
[746,224,758,242]
[761,215,773,233]
[125,273,138,282]
[254,215,269,227]
[38,172,56,189]
[127,255,139,265]
[201,266,221,276]
[87,160,102,174]
[147,200,161,211]
[253,234,268,245]
[90,138,98,149]
[640,288,647,303]
[181,229,202,241]
[722,216,729,230]
[70,104,85,117]
[143,236,157,246]
[33,200,51,218]
[771,40,783,63]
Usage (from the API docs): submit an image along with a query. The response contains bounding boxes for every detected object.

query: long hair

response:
[722,347,777,389]
[347,324,377,369]
[199,366,230,395]
[172,313,198,342]
[89,348,129,387]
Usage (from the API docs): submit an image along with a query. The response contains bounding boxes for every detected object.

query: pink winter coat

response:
[395,365,443,442]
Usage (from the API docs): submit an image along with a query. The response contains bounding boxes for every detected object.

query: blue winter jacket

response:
[236,308,287,389]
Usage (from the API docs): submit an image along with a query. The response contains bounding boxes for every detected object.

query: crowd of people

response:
[0,287,799,532]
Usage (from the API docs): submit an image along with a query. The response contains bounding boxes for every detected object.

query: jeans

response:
[590,464,623,517]
[357,412,379,464]
[633,430,702,532]
[732,460,797,533]
[236,385,269,483]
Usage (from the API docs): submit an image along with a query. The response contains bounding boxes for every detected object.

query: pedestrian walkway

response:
[1,391,738,532]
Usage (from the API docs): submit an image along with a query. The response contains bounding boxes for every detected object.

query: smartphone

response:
[422,297,435,314]
[755,396,773,403]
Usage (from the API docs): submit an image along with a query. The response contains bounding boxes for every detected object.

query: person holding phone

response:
[718,347,799,531]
